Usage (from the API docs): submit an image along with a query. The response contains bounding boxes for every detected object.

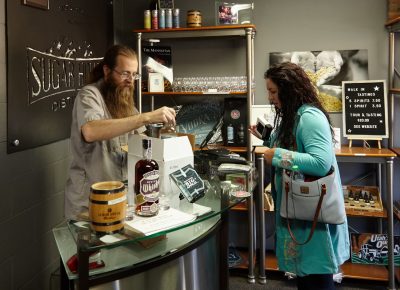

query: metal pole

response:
[257,153,266,284]
[386,157,395,290]
[136,32,142,113]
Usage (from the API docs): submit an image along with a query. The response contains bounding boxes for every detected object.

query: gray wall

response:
[0,0,397,289]
[0,1,70,289]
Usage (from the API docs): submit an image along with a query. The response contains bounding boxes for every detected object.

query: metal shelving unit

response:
[134,24,257,283]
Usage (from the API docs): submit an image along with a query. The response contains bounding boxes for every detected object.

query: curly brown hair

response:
[264,62,333,149]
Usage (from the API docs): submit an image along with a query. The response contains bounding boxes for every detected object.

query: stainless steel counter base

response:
[84,234,219,290]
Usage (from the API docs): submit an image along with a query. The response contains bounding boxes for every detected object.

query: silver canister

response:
[173,8,180,28]
[166,8,173,28]
[159,9,165,29]
[151,9,158,30]
[144,10,151,30]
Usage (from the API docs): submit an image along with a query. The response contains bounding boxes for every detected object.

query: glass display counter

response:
[53,182,249,290]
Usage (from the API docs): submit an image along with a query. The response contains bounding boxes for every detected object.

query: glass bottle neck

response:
[143,146,152,160]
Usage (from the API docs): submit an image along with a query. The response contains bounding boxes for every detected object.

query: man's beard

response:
[102,78,134,119]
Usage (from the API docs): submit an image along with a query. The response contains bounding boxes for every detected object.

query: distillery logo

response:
[27,47,102,111]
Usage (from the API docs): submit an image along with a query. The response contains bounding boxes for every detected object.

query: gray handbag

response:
[280,166,346,245]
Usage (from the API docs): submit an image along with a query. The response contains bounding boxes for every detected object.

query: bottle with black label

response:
[227,123,235,145]
[237,123,245,145]
[135,139,160,216]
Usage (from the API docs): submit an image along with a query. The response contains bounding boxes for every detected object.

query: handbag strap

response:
[284,181,327,245]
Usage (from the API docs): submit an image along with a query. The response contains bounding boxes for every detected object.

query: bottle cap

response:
[292,165,299,171]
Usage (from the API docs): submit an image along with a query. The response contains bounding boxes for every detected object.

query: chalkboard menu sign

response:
[342,80,388,140]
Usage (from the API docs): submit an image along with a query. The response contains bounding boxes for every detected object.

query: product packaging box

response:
[351,233,400,265]
[128,134,193,208]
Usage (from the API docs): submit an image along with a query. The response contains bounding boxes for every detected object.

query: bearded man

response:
[64,45,176,220]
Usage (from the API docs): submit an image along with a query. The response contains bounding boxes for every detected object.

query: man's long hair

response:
[265,62,334,149]
[88,45,137,119]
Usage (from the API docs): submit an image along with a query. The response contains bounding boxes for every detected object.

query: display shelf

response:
[264,251,279,271]
[134,24,256,39]
[345,208,387,218]
[142,91,247,96]
[391,148,400,156]
[194,145,247,153]
[389,88,400,95]
[341,262,388,281]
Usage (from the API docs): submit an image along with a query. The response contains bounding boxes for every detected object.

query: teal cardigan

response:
[267,105,350,276]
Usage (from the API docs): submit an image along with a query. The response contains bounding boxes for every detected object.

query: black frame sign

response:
[342,80,388,140]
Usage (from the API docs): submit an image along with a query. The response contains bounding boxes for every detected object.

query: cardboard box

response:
[128,135,194,208]
[351,233,400,265]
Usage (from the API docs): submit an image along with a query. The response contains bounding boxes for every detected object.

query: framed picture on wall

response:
[22,0,49,10]
[158,0,174,9]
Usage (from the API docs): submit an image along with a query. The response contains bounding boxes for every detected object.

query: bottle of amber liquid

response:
[135,139,160,216]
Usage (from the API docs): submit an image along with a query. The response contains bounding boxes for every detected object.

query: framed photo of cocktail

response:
[158,0,174,9]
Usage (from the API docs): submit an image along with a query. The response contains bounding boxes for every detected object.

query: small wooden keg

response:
[89,181,127,234]
[187,10,202,27]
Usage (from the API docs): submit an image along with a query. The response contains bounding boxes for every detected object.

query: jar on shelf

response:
[187,10,202,27]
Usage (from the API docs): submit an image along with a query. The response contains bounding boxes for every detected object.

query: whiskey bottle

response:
[135,139,160,216]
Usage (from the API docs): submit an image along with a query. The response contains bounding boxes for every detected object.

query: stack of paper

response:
[125,208,196,236]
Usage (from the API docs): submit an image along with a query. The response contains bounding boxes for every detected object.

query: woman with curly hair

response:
[251,62,349,290]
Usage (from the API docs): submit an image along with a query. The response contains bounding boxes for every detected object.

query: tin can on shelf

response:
[151,9,158,30]
[159,9,165,29]
[187,10,202,27]
[173,8,180,28]
[144,10,151,30]
[166,8,173,28]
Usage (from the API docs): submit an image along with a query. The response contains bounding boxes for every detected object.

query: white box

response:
[128,134,194,208]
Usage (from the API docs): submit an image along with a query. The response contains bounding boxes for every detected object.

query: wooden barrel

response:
[89,181,127,234]
[187,10,202,27]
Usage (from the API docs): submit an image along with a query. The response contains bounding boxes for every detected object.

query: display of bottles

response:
[135,139,160,216]
[227,123,235,144]
[291,165,305,181]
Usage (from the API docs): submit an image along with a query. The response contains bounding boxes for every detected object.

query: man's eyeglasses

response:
[113,69,141,81]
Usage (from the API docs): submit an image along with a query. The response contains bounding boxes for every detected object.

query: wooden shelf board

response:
[265,252,279,271]
[390,88,400,95]
[341,262,388,281]
[142,91,247,96]
[335,146,396,158]
[345,208,387,218]
[391,148,400,156]
[231,202,248,211]
[386,16,400,27]
[263,254,389,281]
[134,24,256,34]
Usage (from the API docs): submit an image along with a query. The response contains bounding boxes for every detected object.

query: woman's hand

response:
[248,125,260,139]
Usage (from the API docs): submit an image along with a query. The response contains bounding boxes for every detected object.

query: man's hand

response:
[148,106,176,126]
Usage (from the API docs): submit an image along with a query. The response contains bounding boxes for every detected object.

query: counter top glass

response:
[53,182,247,280]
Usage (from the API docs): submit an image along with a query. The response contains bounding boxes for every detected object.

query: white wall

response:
[0,1,70,289]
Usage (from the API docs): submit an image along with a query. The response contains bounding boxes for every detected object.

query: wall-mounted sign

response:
[6,0,113,153]
[342,80,388,141]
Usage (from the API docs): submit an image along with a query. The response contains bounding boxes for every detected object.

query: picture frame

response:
[215,2,254,25]
[22,0,49,10]
[148,73,164,92]
[158,0,174,9]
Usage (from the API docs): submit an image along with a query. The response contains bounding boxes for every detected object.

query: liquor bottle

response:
[227,123,235,145]
[135,139,160,216]
[237,123,245,145]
